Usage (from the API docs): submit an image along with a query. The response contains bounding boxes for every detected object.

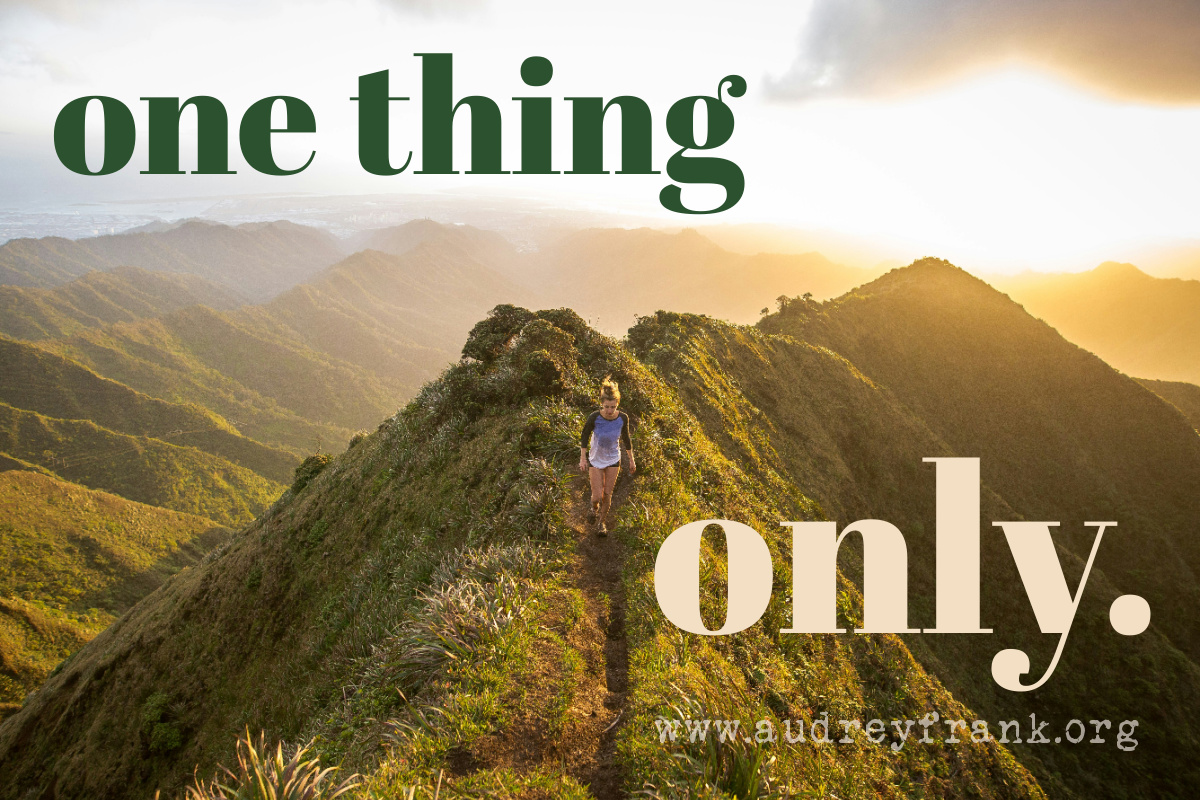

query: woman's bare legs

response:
[589,465,605,518]
[588,464,621,530]
[600,465,620,526]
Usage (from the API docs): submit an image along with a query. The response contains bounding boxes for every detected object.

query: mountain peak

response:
[847,256,1000,301]
[1093,260,1149,279]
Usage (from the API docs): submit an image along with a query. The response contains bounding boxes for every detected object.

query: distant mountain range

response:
[995,261,1200,385]
[520,226,873,330]
[0,220,346,302]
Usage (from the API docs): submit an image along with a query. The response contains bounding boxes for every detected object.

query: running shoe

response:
[587,506,597,525]
[597,520,608,537]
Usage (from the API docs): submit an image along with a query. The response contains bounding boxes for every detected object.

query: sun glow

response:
[741,68,1200,273]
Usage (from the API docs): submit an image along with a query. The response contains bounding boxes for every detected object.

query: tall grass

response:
[163,727,360,800]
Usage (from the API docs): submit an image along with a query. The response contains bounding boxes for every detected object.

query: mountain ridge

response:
[3,261,1199,796]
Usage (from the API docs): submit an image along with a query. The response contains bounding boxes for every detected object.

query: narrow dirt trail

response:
[451,471,635,798]
[564,471,634,799]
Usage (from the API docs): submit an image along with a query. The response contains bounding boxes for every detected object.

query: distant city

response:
[0,192,665,249]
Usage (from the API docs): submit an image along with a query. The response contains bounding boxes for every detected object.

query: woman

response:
[579,376,635,536]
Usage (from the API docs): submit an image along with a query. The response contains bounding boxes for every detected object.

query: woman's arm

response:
[579,412,598,472]
[621,412,635,474]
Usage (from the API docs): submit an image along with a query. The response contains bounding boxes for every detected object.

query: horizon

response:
[5,1,1200,275]
[5,192,1200,283]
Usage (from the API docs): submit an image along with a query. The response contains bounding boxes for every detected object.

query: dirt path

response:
[452,471,634,798]
[564,472,634,799]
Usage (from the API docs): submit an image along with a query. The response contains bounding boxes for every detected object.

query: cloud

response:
[0,0,107,22]
[769,0,1200,104]
[376,0,486,18]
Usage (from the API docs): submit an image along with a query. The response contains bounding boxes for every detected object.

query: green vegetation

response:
[0,264,246,342]
[4,259,1200,798]
[0,335,297,482]
[0,469,230,706]
[292,453,333,495]
[172,727,361,800]
[0,401,284,526]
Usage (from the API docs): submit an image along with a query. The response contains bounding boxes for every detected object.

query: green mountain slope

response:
[637,306,1200,797]
[0,220,345,301]
[1137,378,1200,431]
[0,468,230,709]
[35,306,400,455]
[0,306,1047,800]
[30,235,533,454]
[995,262,1200,385]
[0,336,297,483]
[0,402,284,527]
[764,261,1200,664]
[0,236,99,287]
[0,265,248,341]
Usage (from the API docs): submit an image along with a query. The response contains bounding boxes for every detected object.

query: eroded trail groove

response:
[565,473,633,799]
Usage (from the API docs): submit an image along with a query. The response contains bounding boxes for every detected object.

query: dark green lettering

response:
[53,96,135,176]
[566,96,657,174]
[660,75,745,214]
[141,96,235,175]
[352,70,412,175]
[238,96,316,176]
[416,53,506,174]
[515,56,556,175]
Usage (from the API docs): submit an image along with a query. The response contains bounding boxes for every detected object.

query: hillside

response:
[0,336,297,483]
[647,301,1200,797]
[0,304,1050,800]
[524,227,869,332]
[263,240,532,380]
[994,262,1200,385]
[33,305,401,455]
[763,260,1200,665]
[0,265,248,341]
[3,287,1199,797]
[0,401,284,527]
[0,220,345,301]
[1137,378,1200,431]
[25,233,534,455]
[0,469,230,711]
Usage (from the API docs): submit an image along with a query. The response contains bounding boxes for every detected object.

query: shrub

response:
[461,304,534,363]
[142,692,184,754]
[292,453,332,494]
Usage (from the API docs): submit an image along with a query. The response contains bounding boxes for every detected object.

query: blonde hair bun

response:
[600,375,621,402]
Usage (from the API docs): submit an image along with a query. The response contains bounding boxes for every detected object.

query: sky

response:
[3,0,1200,272]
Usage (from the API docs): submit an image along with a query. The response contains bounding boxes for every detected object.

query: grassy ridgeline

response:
[2,278,1199,797]
[0,305,1042,800]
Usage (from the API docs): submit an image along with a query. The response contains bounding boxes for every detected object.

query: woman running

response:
[579,376,635,536]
